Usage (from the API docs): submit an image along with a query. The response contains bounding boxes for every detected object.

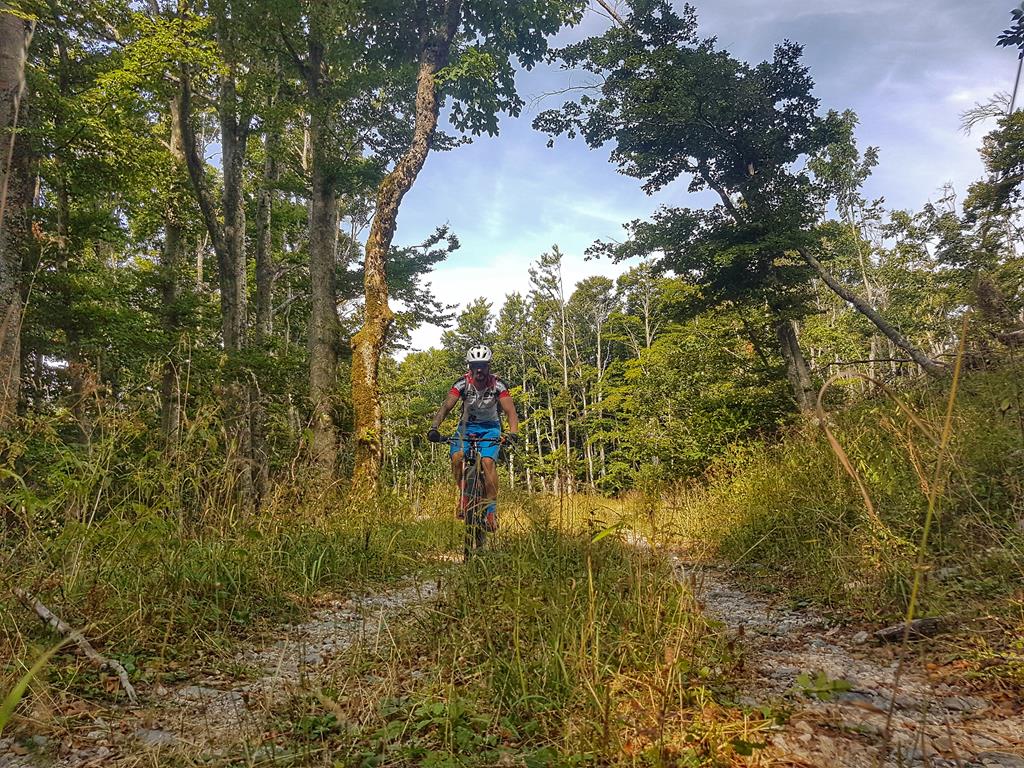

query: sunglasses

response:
[468,362,490,370]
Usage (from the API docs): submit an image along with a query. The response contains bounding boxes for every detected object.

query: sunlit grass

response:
[655,365,1024,623]
[277,517,775,767]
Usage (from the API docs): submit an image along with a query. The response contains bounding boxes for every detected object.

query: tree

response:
[566,275,616,485]
[441,297,495,367]
[175,0,267,496]
[0,3,34,425]
[350,0,587,488]
[536,1,942,411]
[529,247,575,489]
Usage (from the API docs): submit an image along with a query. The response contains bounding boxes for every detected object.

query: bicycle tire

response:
[463,459,486,561]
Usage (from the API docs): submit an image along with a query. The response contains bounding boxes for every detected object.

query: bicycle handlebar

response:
[447,436,504,445]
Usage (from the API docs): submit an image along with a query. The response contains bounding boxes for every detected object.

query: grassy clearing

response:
[269,502,775,767]
[1,473,462,721]
[656,365,1024,633]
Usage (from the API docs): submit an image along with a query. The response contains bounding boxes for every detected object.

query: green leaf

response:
[0,640,67,736]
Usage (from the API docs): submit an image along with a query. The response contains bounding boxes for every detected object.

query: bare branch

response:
[960,91,1011,135]
[592,0,628,29]
[13,587,139,705]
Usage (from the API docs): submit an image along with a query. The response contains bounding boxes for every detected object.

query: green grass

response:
[1,478,461,721]
[271,505,774,767]
[658,364,1024,628]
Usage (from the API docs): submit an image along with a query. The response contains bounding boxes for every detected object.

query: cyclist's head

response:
[465,344,492,375]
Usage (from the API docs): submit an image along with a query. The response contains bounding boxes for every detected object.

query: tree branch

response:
[13,587,139,705]
[592,0,628,29]
[797,247,944,376]
[177,73,228,261]
[698,159,741,221]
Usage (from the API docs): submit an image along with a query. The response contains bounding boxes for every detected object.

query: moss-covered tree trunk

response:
[351,0,462,489]
[0,10,33,426]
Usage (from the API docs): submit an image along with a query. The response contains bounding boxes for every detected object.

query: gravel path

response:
[5,547,1021,768]
[673,556,1024,768]
[0,581,438,767]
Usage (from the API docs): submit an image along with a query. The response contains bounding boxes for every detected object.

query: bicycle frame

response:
[449,435,502,561]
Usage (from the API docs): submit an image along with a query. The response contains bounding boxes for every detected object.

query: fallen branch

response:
[11,587,138,705]
[996,328,1024,347]
[874,616,946,644]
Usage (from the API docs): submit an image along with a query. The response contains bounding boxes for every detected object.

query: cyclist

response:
[427,344,520,532]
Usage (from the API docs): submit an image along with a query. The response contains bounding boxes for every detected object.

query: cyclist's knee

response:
[451,451,464,464]
[481,457,495,470]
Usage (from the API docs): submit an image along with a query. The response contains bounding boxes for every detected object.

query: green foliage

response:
[535,1,833,325]
[665,364,1024,621]
[793,670,853,701]
[333,514,760,766]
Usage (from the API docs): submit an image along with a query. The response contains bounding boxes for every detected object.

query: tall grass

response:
[0,404,462,727]
[662,365,1024,621]
[282,503,775,767]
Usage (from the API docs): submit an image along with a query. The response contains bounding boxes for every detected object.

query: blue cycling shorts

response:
[450,421,501,461]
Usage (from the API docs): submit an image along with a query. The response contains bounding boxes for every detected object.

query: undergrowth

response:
[276,506,775,767]
[658,364,1024,633]
[0,407,460,719]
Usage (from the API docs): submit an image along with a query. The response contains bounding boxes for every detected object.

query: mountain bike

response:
[448,435,504,561]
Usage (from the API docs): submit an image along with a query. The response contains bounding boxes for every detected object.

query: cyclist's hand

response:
[503,432,521,448]
[427,428,443,443]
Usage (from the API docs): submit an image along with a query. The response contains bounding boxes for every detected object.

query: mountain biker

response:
[427,344,520,532]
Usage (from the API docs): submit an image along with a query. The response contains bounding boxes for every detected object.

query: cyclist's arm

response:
[430,392,461,431]
[499,393,519,434]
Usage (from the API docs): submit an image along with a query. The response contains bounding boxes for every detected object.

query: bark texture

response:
[797,247,944,377]
[160,95,186,444]
[308,103,340,474]
[254,132,277,342]
[0,10,33,426]
[351,0,462,488]
[776,318,816,413]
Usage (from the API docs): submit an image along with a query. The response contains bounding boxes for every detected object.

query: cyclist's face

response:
[468,361,490,380]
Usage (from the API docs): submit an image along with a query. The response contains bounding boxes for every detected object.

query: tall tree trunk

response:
[0,9,33,426]
[308,99,339,475]
[556,271,572,494]
[776,318,815,413]
[351,0,462,489]
[178,63,254,500]
[250,123,278,500]
[219,78,247,354]
[254,131,277,342]
[797,247,943,376]
[160,95,186,445]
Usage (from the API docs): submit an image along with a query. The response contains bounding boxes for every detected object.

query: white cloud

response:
[394,0,1017,353]
[405,248,635,354]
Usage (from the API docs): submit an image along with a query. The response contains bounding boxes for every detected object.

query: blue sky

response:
[395,0,1016,352]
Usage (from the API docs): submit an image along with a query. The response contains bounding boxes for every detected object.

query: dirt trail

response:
[0,581,438,767]
[5,547,1023,768]
[673,555,1024,768]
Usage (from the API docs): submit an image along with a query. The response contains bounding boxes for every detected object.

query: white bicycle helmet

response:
[465,344,492,364]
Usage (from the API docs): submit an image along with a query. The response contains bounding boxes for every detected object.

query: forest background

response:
[1,0,1022,495]
[1,0,1024,761]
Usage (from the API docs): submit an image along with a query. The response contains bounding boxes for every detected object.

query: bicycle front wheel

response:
[463,462,486,561]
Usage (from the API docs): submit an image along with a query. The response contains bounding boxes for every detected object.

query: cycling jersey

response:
[450,374,510,425]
